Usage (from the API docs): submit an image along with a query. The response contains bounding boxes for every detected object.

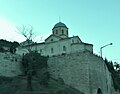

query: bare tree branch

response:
[16,25,35,41]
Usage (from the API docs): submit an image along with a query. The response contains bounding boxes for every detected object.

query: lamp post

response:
[100,43,112,57]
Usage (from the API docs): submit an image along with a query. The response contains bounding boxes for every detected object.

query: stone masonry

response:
[0,52,22,77]
[48,51,115,94]
[0,51,118,94]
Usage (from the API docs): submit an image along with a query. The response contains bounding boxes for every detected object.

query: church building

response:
[16,22,93,56]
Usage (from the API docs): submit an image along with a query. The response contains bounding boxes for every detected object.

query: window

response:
[40,49,42,53]
[66,30,68,35]
[62,29,64,34]
[51,48,53,53]
[56,30,58,34]
[72,40,74,43]
[63,46,66,51]
[51,39,53,41]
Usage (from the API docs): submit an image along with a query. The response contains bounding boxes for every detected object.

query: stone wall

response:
[48,51,115,94]
[0,52,22,77]
[87,53,113,94]
[0,51,117,94]
[48,52,90,94]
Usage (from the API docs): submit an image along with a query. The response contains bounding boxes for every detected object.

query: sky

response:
[0,0,120,63]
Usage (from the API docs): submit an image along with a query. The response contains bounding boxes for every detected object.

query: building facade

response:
[16,22,93,56]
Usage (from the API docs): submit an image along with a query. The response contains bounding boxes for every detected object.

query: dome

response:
[53,22,68,29]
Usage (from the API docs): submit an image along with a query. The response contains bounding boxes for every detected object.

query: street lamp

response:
[100,43,113,57]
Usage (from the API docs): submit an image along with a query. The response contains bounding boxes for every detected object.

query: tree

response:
[21,52,49,90]
[0,40,19,53]
[16,25,35,41]
[114,62,120,71]
[17,25,36,91]
[12,41,20,48]
[104,58,120,90]
[0,47,4,52]
[104,58,115,72]
[16,25,35,51]
[10,41,20,54]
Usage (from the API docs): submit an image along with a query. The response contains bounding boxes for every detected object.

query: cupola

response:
[52,22,69,38]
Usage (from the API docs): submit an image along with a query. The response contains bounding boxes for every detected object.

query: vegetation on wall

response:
[104,58,120,91]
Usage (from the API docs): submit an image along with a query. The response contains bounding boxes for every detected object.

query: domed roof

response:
[53,22,68,29]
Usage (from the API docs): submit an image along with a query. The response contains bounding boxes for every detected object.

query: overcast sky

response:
[0,0,120,63]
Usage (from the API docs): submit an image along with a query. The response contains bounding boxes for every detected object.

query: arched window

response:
[63,46,66,51]
[62,29,64,34]
[66,30,68,35]
[97,88,102,94]
[56,30,58,34]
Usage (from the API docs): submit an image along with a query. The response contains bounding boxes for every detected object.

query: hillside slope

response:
[0,76,84,94]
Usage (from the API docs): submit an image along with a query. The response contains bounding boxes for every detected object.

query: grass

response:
[48,78,66,90]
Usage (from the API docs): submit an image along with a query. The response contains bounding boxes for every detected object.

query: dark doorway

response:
[97,88,102,94]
